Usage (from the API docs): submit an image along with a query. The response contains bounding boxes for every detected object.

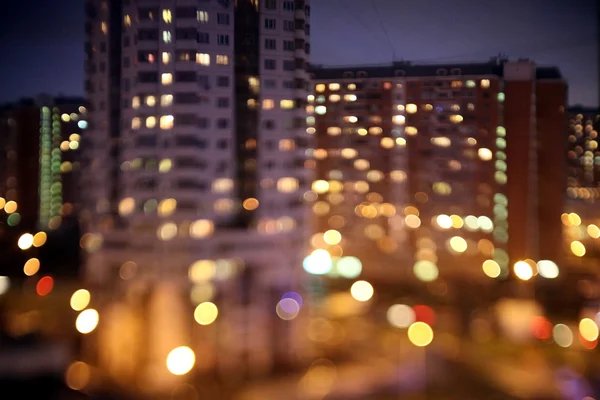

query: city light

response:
[70,289,91,311]
[76,309,99,334]
[23,258,40,276]
[18,233,34,250]
[514,261,533,281]
[350,280,374,302]
[166,346,195,375]
[407,322,434,347]
[194,302,218,325]
[0,276,9,295]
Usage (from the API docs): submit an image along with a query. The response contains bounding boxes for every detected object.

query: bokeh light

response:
[448,236,467,253]
[350,280,374,302]
[413,260,439,282]
[387,304,415,328]
[282,292,303,308]
[32,232,47,247]
[23,258,40,276]
[0,276,10,295]
[514,261,533,281]
[18,233,34,250]
[323,229,342,245]
[579,318,599,342]
[194,302,218,325]
[537,260,559,279]
[408,322,434,347]
[570,241,586,257]
[336,256,362,279]
[36,276,54,296]
[4,201,17,214]
[553,324,573,347]
[482,260,501,278]
[166,346,195,376]
[276,298,301,320]
[303,249,333,275]
[436,214,452,229]
[65,361,91,391]
[413,305,436,326]
[70,289,91,311]
[76,309,99,334]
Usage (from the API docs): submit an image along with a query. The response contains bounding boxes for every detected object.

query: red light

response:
[413,305,436,326]
[579,333,598,350]
[531,316,552,340]
[36,276,54,296]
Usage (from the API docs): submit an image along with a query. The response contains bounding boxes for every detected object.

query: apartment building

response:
[309,59,567,286]
[82,0,312,392]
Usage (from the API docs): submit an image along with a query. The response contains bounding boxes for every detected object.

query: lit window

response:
[497,92,505,102]
[162,31,171,43]
[161,73,172,85]
[212,178,234,193]
[279,139,295,151]
[496,126,506,137]
[162,52,171,64]
[451,81,463,88]
[329,94,341,102]
[478,148,493,161]
[307,116,315,125]
[431,137,451,147]
[369,127,382,135]
[146,96,156,107]
[159,159,172,173]
[393,115,405,125]
[381,137,394,149]
[262,99,274,110]
[277,177,299,193]
[216,55,228,65]
[451,104,460,112]
[329,83,340,91]
[396,138,406,147]
[433,182,452,196]
[467,103,475,111]
[124,15,131,27]
[406,104,417,114]
[466,137,477,145]
[344,94,357,102]
[280,100,294,109]
[196,53,210,66]
[405,126,418,135]
[354,159,370,170]
[162,9,172,23]
[132,96,140,109]
[481,79,490,89]
[101,22,108,35]
[306,105,314,114]
[496,138,507,149]
[315,106,326,115]
[327,127,341,136]
[161,95,173,107]
[214,199,235,214]
[307,95,315,103]
[347,83,356,90]
[315,84,325,92]
[370,116,382,124]
[132,117,141,129]
[465,80,476,88]
[450,115,463,123]
[146,117,156,128]
[197,10,209,23]
[160,115,174,129]
[344,116,358,123]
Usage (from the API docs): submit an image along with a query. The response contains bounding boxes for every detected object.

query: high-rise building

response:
[0,96,85,231]
[308,59,567,286]
[82,0,312,392]
[566,107,600,192]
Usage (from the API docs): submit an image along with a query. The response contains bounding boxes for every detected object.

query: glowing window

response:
[344,94,357,102]
[315,84,326,92]
[216,55,228,65]
[496,138,507,149]
[406,104,417,114]
[161,94,173,107]
[162,31,171,43]
[196,53,210,66]
[146,117,156,128]
[393,115,405,125]
[344,116,358,123]
[162,9,172,23]
[160,115,174,130]
[212,178,234,193]
[478,148,493,161]
[465,80,476,88]
[329,83,340,91]
[405,126,418,135]
[431,137,451,147]
[329,94,341,102]
[450,115,463,123]
[162,52,171,64]
[197,10,209,23]
[347,83,356,90]
[280,100,295,109]
[279,139,295,151]
[132,96,140,109]
[481,79,490,89]
[262,99,274,110]
[146,96,156,107]
[124,15,131,27]
[132,117,141,129]
[277,177,299,193]
[327,127,341,136]
[159,159,172,173]
[496,126,506,137]
[369,127,382,135]
[315,105,327,115]
[161,73,173,85]
[497,92,505,102]
[101,22,108,35]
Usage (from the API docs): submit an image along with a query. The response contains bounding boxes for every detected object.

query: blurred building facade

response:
[309,59,567,285]
[0,96,85,232]
[81,0,313,392]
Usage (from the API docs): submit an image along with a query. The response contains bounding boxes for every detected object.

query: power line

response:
[370,0,396,61]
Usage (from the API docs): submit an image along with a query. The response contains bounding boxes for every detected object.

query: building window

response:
[217,76,229,87]
[265,38,276,50]
[160,115,174,129]
[146,116,156,128]
[132,96,140,109]
[280,100,294,109]
[284,20,294,31]
[283,40,294,51]
[217,119,228,129]
[196,53,210,66]
[217,34,229,45]
[162,9,172,23]
[265,18,276,29]
[266,0,277,9]
[197,32,209,43]
[283,60,294,71]
[283,1,294,10]
[124,15,132,27]
[263,99,274,110]
[162,31,171,43]
[161,95,173,107]
[217,13,230,25]
[264,59,276,70]
[217,98,230,108]
[146,96,156,106]
[216,55,229,65]
[481,79,490,89]
[132,117,141,129]
[264,79,276,89]
[197,10,208,23]
[101,21,108,35]
[283,80,294,89]
[162,73,173,85]
[162,52,171,64]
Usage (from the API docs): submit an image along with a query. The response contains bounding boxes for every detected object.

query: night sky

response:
[0,0,597,106]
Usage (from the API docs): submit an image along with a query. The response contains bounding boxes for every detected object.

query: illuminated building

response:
[0,96,85,231]
[566,107,600,192]
[309,58,567,283]
[82,0,312,390]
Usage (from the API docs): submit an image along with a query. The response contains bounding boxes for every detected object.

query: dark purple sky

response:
[0,0,597,106]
